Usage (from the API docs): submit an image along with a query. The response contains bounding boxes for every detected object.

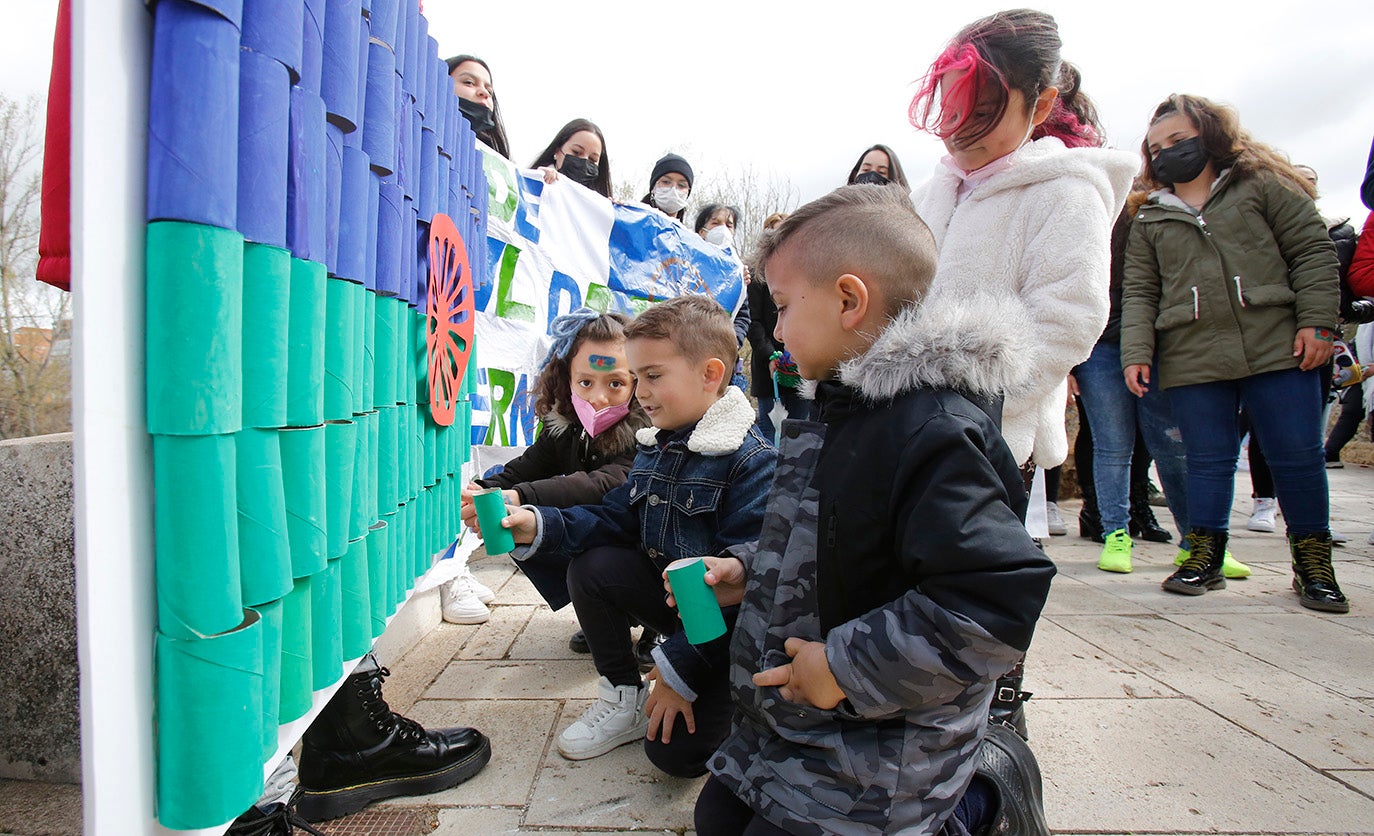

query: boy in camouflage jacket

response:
[678,187,1057,835]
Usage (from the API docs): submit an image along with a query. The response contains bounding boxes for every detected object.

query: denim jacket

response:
[518,387,776,698]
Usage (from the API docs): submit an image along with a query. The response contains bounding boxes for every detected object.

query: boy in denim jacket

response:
[500,294,776,773]
[677,187,1056,836]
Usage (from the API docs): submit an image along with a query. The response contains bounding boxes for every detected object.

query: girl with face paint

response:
[529,118,614,198]
[1121,93,1346,611]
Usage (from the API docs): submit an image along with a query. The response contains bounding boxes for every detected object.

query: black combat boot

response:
[1289,533,1350,613]
[296,660,492,821]
[973,722,1051,836]
[1077,471,1104,543]
[226,792,327,836]
[1128,491,1171,543]
[1161,528,1226,595]
[988,659,1030,740]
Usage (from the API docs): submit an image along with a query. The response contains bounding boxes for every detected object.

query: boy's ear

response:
[702,357,727,390]
[835,274,872,332]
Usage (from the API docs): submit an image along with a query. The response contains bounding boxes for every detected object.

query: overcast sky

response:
[5,1,1372,226]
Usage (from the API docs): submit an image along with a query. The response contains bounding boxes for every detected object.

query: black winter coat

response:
[476,410,647,508]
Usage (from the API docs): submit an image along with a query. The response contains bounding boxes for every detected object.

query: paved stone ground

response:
[3,467,1372,835]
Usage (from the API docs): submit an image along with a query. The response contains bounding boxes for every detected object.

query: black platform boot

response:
[973,722,1051,836]
[296,659,492,822]
[1289,533,1350,613]
[1128,490,1171,543]
[1077,479,1104,543]
[1162,529,1227,595]
[988,659,1031,740]
[227,790,328,836]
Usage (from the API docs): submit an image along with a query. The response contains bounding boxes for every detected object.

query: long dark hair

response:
[1140,94,1316,199]
[529,119,613,198]
[845,144,910,188]
[445,54,511,158]
[909,9,1102,149]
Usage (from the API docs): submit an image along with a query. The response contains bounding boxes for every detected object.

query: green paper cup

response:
[286,258,327,427]
[381,512,401,609]
[323,278,357,422]
[341,536,372,660]
[324,419,357,559]
[472,487,515,555]
[241,242,291,428]
[155,610,264,830]
[367,520,390,638]
[146,221,245,436]
[377,405,400,515]
[665,557,728,645]
[362,290,376,412]
[409,406,422,500]
[311,558,343,690]
[279,575,313,722]
[154,433,243,640]
[251,597,283,759]
[393,300,409,405]
[373,295,397,407]
[279,425,327,578]
[349,411,373,541]
[397,406,412,504]
[350,281,367,416]
[235,428,293,607]
[423,419,437,488]
[365,409,379,529]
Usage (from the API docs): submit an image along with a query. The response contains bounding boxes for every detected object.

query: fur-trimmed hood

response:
[542,406,647,457]
[837,294,1036,401]
[635,386,759,455]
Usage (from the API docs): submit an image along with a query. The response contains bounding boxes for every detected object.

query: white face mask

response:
[704,225,733,248]
[653,185,689,214]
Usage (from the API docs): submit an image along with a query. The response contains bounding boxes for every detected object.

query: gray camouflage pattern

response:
[710,420,1023,835]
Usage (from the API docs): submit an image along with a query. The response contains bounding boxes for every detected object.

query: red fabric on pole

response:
[37,0,72,292]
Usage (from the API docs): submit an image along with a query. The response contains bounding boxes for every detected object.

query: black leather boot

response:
[1077,470,1104,543]
[635,627,660,672]
[1289,533,1350,613]
[569,629,590,653]
[1162,529,1227,595]
[296,660,492,821]
[973,722,1051,836]
[226,791,327,836]
[988,659,1030,740]
[1128,491,1171,543]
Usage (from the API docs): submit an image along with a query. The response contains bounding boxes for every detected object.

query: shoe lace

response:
[1292,536,1337,586]
[355,666,429,744]
[1180,532,1215,571]
[579,695,624,729]
[227,800,329,836]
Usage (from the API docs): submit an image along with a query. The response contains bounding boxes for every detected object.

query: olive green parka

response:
[1120,168,1339,389]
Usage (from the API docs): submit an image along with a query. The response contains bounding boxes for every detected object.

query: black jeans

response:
[568,545,733,778]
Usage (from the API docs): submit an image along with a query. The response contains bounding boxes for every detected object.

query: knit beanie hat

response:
[649,154,694,191]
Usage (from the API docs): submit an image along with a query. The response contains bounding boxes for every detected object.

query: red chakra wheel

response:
[426,213,476,426]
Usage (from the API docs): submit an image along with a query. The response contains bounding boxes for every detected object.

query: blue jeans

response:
[755,386,809,442]
[1075,342,1190,537]
[1167,368,1328,535]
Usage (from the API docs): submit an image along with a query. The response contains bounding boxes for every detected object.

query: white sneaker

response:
[1331,529,1349,546]
[557,676,649,761]
[461,565,496,604]
[1247,497,1278,533]
[1045,502,1068,536]
[440,575,490,624]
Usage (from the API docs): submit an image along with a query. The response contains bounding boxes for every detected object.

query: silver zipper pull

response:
[1234,276,1246,307]
[1192,286,1199,320]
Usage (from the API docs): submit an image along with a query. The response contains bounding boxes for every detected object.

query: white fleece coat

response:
[911,137,1137,467]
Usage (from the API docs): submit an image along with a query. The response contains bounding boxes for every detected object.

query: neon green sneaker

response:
[1098,529,1133,573]
[1174,548,1251,579]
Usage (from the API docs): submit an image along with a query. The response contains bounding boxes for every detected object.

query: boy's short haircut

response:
[625,295,739,394]
[754,185,939,317]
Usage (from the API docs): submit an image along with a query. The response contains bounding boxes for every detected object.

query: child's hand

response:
[752,637,846,710]
[502,505,538,544]
[644,667,695,744]
[662,556,746,609]
[459,482,482,530]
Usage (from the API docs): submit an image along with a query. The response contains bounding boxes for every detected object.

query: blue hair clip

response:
[540,307,604,369]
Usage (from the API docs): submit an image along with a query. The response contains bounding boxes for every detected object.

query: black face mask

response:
[558,154,599,187]
[1152,137,1209,185]
[456,97,496,135]
[854,170,890,186]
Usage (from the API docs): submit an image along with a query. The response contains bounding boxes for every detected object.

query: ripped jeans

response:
[1075,341,1190,537]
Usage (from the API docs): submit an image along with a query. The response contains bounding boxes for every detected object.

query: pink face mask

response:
[571,389,631,437]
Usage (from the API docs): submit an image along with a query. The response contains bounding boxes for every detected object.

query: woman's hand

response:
[540,165,560,185]
[1293,327,1335,371]
[1124,364,1151,397]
